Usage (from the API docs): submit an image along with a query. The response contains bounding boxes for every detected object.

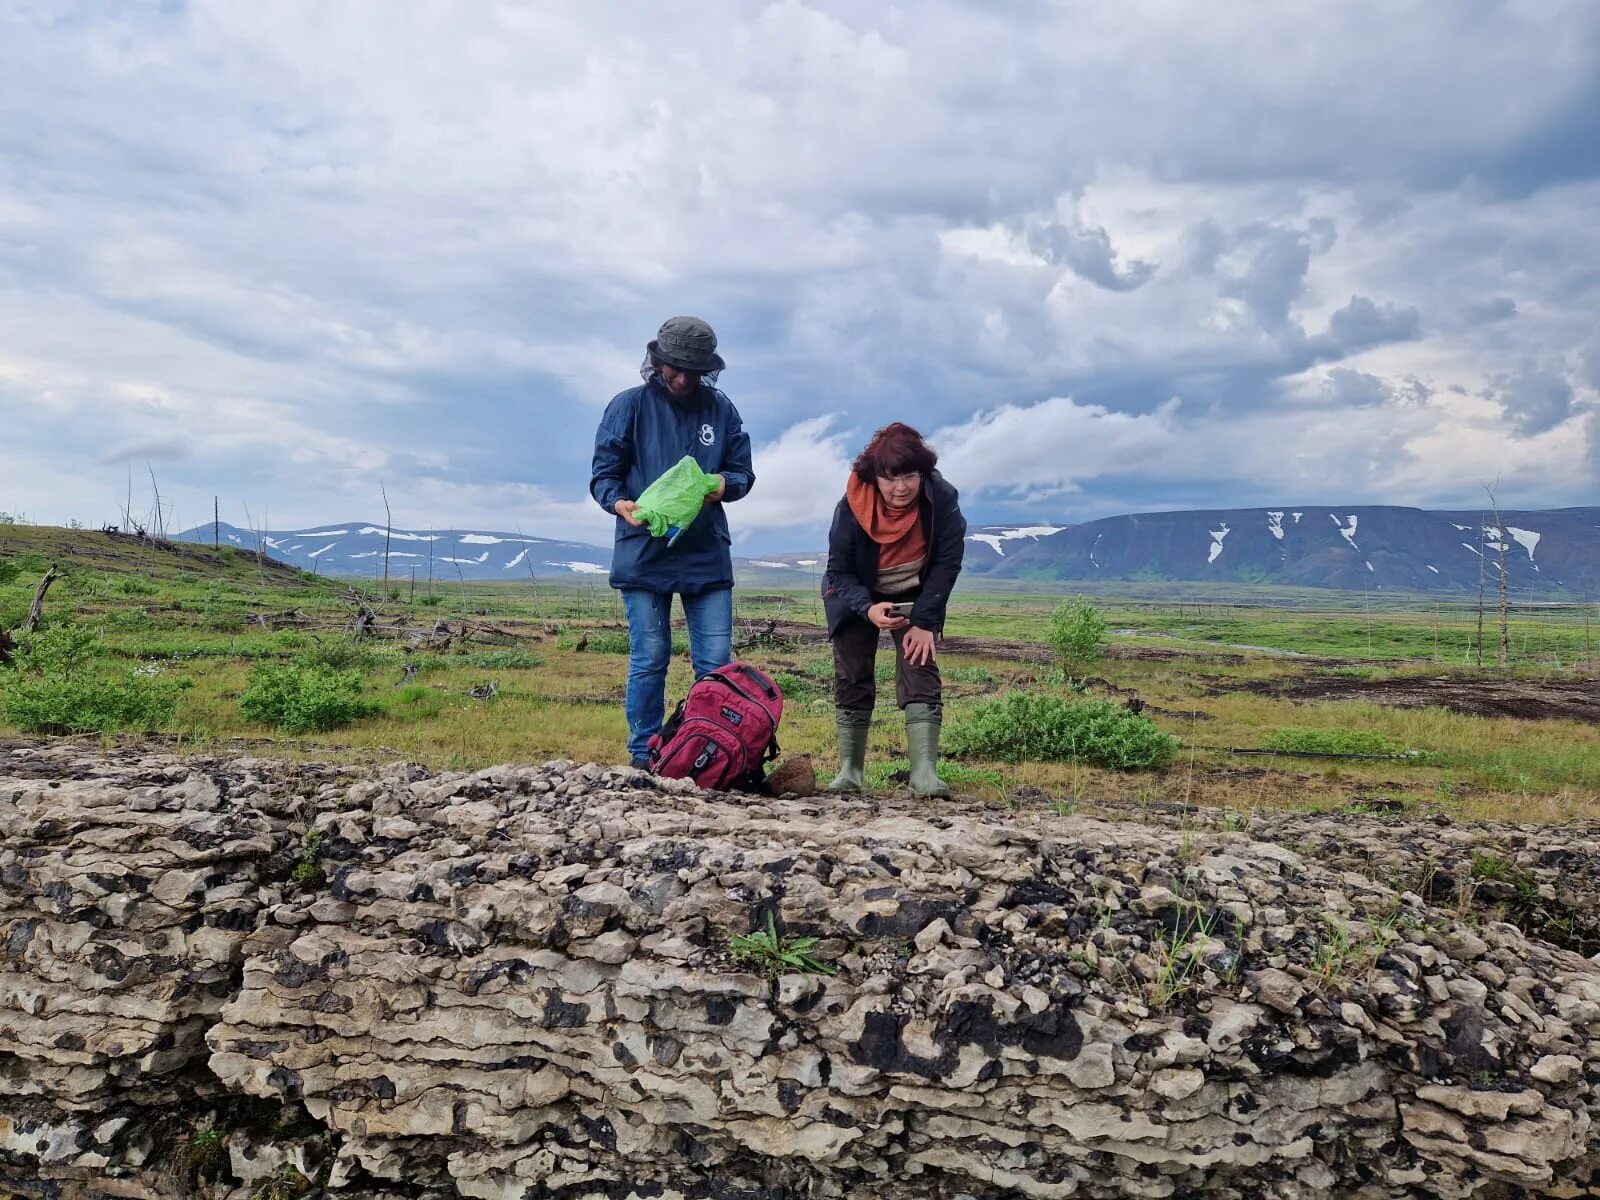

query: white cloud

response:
[0,2,1596,541]
[935,397,1182,499]
[729,416,855,535]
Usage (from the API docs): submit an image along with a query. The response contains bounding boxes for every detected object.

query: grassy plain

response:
[2,523,1598,824]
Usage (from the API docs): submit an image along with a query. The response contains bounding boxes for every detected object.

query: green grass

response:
[864,758,1010,796]
[2,524,1599,823]
[1260,727,1410,757]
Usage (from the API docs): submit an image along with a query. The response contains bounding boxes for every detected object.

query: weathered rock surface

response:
[3,742,1600,1199]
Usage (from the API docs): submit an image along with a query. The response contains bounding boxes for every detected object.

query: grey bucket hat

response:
[647,315,725,374]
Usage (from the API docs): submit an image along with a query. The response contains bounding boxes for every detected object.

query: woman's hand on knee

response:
[903,626,937,665]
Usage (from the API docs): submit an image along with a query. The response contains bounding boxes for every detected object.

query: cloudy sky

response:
[2,1,1597,552]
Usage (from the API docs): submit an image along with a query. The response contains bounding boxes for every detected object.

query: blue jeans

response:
[620,587,733,760]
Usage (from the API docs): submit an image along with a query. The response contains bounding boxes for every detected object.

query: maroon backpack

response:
[648,662,783,791]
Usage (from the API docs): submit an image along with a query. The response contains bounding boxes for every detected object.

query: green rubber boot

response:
[904,702,952,799]
[828,708,871,793]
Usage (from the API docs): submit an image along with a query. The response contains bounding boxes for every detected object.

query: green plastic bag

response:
[634,455,721,539]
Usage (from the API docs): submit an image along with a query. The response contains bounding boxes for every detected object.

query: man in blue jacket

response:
[590,317,755,769]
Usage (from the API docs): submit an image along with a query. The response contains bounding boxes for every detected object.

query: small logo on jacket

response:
[699,423,716,446]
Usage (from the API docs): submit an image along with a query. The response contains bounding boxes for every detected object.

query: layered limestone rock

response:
[3,742,1600,1199]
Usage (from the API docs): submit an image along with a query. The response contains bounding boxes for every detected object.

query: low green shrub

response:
[0,559,20,586]
[1261,727,1407,757]
[945,693,1179,769]
[107,575,158,596]
[295,637,375,672]
[771,671,825,702]
[464,650,544,670]
[241,663,379,733]
[12,623,99,675]
[0,672,187,734]
[559,629,687,655]
[1048,596,1109,676]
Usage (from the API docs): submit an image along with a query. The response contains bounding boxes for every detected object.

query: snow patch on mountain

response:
[968,526,1066,556]
[1506,527,1541,559]
[358,527,441,542]
[1208,524,1230,564]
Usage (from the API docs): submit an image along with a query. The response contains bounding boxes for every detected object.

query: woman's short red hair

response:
[852,422,938,483]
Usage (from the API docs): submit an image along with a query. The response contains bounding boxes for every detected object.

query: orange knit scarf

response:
[846,474,926,569]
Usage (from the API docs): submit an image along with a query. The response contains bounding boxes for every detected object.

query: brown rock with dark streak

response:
[3,741,1600,1200]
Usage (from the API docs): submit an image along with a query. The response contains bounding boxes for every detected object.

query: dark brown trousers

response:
[831,613,942,711]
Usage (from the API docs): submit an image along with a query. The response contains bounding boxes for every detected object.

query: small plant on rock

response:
[1148,907,1217,1005]
[170,1127,229,1189]
[290,828,325,888]
[253,1165,316,1200]
[729,911,836,977]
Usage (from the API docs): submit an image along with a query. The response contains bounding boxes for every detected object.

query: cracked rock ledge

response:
[2,742,1600,1199]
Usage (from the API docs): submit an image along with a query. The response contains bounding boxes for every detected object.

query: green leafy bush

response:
[107,575,158,596]
[559,629,687,655]
[1047,596,1108,677]
[0,673,186,734]
[0,559,20,586]
[0,624,186,733]
[295,637,375,672]
[464,650,544,670]
[945,693,1178,769]
[241,663,378,733]
[13,623,99,675]
[771,671,824,702]
[1261,727,1407,757]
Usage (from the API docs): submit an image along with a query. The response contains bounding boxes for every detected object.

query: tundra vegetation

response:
[1,522,1598,822]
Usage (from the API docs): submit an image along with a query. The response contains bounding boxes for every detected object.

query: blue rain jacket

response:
[590,377,755,593]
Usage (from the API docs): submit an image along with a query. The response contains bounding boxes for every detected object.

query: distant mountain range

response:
[178,522,613,582]
[178,506,1600,594]
[965,506,1600,595]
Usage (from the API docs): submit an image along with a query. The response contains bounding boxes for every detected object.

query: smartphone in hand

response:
[886,601,914,618]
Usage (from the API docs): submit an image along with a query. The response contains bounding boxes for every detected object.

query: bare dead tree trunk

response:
[381,482,393,598]
[1484,482,1509,667]
[147,462,164,542]
[1474,512,1485,668]
[242,501,266,582]
[214,496,220,549]
[427,525,435,603]
[23,564,59,633]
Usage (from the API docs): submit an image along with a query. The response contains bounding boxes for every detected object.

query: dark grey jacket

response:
[821,470,965,636]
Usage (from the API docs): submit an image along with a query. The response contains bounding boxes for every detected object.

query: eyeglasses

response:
[879,472,920,487]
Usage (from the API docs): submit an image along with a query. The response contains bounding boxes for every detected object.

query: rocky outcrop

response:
[3,742,1600,1199]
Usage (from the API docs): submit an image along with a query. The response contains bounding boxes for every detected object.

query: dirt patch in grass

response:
[1253,673,1600,722]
